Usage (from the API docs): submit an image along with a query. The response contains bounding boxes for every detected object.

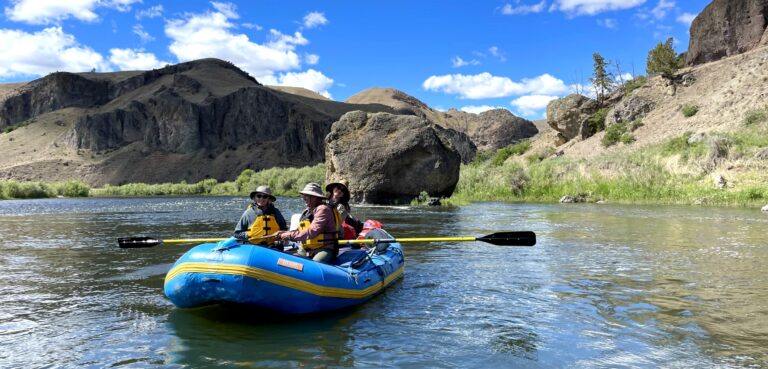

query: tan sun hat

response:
[250,185,276,201]
[299,183,325,198]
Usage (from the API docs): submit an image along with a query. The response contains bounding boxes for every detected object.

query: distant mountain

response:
[0,59,394,185]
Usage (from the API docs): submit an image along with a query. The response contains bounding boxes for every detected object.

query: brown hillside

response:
[540,45,768,159]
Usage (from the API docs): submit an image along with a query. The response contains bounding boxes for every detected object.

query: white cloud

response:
[676,12,696,26]
[598,18,618,28]
[136,4,163,20]
[305,53,320,65]
[4,0,140,24]
[500,1,546,15]
[302,11,328,29]
[164,7,303,80]
[273,69,334,99]
[0,27,110,78]
[211,2,239,19]
[266,29,309,51]
[650,0,675,19]
[423,72,569,99]
[109,48,170,70]
[242,22,263,30]
[488,46,507,62]
[460,105,505,114]
[106,0,140,12]
[510,94,559,117]
[452,56,480,68]
[551,0,647,16]
[132,24,154,43]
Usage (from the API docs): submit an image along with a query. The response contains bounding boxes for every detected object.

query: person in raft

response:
[276,183,343,264]
[325,181,364,239]
[233,185,287,246]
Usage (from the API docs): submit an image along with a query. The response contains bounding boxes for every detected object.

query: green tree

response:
[647,37,681,78]
[589,52,613,106]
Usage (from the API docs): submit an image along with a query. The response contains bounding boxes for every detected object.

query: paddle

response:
[338,231,536,247]
[117,231,535,248]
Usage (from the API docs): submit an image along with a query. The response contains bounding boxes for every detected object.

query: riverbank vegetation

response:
[3,113,766,207]
[0,180,89,199]
[451,114,768,207]
[89,164,325,197]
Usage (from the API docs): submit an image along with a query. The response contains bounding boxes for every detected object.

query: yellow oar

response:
[118,232,535,248]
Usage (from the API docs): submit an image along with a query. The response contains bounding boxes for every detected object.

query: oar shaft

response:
[162,238,229,244]
[340,237,477,245]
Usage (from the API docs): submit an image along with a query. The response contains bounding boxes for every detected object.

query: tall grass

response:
[90,164,325,197]
[451,130,768,207]
[0,180,90,199]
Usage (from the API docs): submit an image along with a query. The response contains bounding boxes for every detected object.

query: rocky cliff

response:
[346,88,538,155]
[687,0,768,65]
[0,59,394,185]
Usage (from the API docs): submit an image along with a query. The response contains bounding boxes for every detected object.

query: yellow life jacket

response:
[246,214,280,244]
[298,206,343,250]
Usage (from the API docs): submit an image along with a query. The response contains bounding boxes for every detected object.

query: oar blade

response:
[118,237,163,248]
[477,231,536,246]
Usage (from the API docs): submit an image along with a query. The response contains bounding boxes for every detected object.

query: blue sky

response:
[0,0,710,119]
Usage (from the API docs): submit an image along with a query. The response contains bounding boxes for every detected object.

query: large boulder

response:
[325,111,462,204]
[686,0,768,66]
[546,94,600,144]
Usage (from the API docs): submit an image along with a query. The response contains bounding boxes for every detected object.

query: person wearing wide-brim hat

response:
[325,182,363,238]
[276,182,341,264]
[233,185,287,244]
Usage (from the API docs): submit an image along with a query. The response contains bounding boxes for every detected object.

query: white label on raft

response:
[277,258,304,272]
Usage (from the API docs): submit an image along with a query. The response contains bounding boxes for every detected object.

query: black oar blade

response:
[477,231,536,246]
[118,237,163,248]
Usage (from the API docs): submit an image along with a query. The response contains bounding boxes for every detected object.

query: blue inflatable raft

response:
[163,233,405,314]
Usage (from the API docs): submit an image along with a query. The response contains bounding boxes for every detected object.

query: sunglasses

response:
[254,194,270,199]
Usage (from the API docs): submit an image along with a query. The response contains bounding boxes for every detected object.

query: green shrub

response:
[602,122,627,147]
[588,108,609,133]
[620,132,635,144]
[681,104,699,117]
[743,107,767,126]
[491,140,531,166]
[620,76,647,95]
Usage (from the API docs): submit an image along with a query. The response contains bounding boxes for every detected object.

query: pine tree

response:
[589,52,612,106]
[646,37,681,78]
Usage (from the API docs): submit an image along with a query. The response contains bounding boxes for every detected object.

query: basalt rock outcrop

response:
[325,111,462,204]
[546,94,600,144]
[686,0,768,66]
[0,59,394,185]
[347,88,538,158]
[442,108,538,152]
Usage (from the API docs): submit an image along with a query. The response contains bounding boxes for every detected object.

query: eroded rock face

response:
[606,95,656,126]
[546,94,600,143]
[0,58,397,184]
[686,0,768,66]
[325,111,462,204]
[443,108,538,152]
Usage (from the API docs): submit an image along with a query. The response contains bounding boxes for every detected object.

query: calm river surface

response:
[0,197,766,368]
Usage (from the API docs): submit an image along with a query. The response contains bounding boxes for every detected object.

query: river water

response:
[0,197,766,368]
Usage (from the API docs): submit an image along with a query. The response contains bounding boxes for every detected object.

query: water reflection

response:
[166,306,357,367]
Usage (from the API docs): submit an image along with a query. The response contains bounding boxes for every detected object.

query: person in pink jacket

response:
[276,183,341,264]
